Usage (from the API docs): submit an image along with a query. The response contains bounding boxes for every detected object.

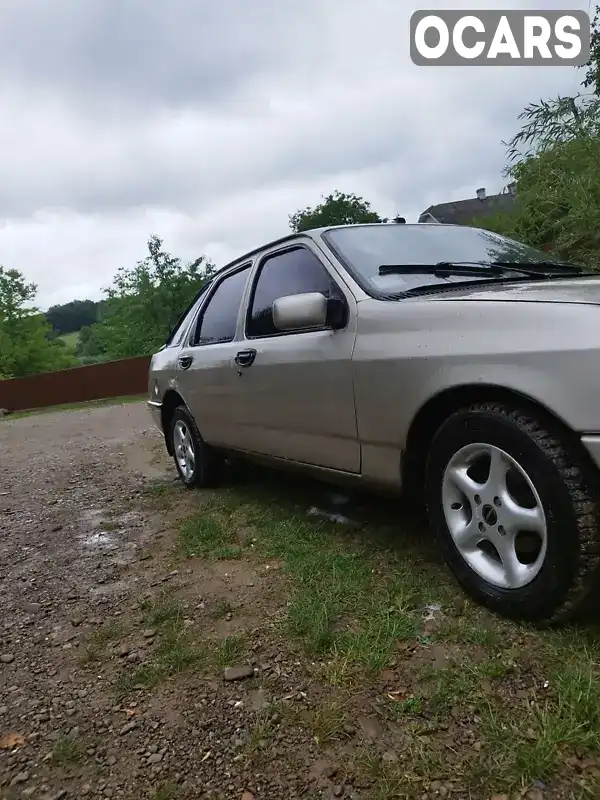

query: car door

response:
[229,243,360,473]
[175,264,252,448]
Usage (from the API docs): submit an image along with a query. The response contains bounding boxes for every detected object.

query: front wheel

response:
[169,405,223,489]
[425,402,600,624]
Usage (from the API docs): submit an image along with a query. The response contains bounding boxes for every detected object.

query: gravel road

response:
[0,403,175,798]
[0,403,335,800]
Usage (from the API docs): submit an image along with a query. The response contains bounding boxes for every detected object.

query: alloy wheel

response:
[441,442,547,589]
[173,419,196,481]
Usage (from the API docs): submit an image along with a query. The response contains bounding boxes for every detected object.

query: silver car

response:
[148,223,600,625]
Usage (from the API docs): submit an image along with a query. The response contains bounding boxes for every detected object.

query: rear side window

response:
[166,282,211,347]
[193,266,250,345]
[247,247,340,337]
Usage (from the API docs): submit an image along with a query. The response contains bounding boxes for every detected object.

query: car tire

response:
[425,401,600,624]
[169,405,223,489]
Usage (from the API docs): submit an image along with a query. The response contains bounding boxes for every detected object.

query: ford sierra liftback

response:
[148,223,600,624]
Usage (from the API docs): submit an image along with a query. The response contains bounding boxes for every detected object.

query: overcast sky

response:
[0,0,590,309]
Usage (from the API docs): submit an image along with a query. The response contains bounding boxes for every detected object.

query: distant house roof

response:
[419,185,516,225]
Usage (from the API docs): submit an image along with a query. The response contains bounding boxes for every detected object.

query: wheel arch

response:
[161,389,187,455]
[401,383,579,502]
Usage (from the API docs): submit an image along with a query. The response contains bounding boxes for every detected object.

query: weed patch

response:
[51,733,83,766]
[81,620,126,664]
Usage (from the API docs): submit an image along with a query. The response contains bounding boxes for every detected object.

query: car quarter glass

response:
[166,281,212,348]
[192,266,251,346]
[246,247,341,337]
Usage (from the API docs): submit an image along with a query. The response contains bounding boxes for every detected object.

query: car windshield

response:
[321,224,582,295]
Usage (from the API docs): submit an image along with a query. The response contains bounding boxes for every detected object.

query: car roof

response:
[212,222,472,278]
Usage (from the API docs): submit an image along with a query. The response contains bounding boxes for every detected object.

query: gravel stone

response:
[11,771,29,785]
[223,665,254,681]
[120,722,137,735]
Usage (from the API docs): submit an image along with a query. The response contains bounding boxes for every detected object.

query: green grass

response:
[5,394,145,419]
[81,620,127,663]
[51,732,83,766]
[179,491,435,675]
[59,331,81,350]
[173,472,600,798]
[305,700,348,745]
[150,783,179,800]
[180,513,243,560]
[212,634,247,668]
[480,657,600,786]
[114,592,250,697]
[114,593,203,695]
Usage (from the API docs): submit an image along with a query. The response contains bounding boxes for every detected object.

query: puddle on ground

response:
[78,508,145,554]
[79,509,106,529]
[78,507,154,561]
[81,531,118,550]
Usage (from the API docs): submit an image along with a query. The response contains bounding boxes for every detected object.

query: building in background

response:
[418,183,517,225]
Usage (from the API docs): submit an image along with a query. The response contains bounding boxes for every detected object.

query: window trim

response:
[244,244,346,341]
[188,263,252,348]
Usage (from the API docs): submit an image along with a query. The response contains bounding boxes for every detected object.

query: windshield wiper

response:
[491,260,584,275]
[378,261,550,279]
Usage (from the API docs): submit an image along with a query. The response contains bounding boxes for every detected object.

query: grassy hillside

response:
[59,331,80,351]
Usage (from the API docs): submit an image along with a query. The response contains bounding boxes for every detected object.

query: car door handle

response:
[178,355,193,370]
[234,348,257,367]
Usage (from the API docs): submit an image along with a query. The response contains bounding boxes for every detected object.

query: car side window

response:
[167,283,212,347]
[192,266,250,346]
[247,247,341,338]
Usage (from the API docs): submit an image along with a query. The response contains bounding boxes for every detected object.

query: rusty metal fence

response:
[0,356,151,412]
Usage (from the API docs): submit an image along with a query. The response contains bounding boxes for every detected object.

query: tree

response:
[0,267,77,378]
[289,190,382,232]
[504,7,600,161]
[583,4,600,95]
[46,298,101,335]
[471,136,600,268]
[75,323,111,363]
[79,235,216,360]
[503,94,600,161]
[475,9,600,269]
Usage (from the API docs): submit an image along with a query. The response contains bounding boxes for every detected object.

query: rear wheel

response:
[425,402,600,624]
[169,405,223,488]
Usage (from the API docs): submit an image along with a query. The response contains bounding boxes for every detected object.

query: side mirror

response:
[272,292,327,331]
[272,292,347,332]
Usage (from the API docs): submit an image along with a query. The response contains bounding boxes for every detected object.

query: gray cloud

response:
[0,0,323,109]
[0,0,591,307]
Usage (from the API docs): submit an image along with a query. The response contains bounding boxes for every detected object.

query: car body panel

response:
[148,224,600,491]
[198,238,361,471]
[176,338,246,448]
[582,435,600,471]
[352,297,600,484]
[426,276,600,305]
[228,326,360,471]
[170,264,255,449]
